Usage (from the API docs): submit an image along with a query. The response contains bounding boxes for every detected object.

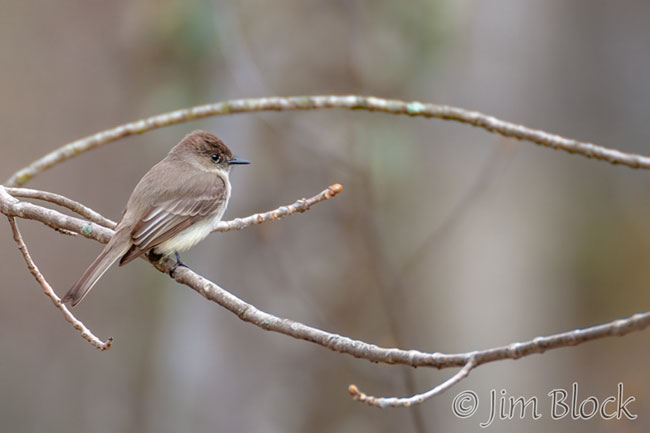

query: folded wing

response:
[119,176,226,265]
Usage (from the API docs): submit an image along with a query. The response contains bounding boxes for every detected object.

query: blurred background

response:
[2,1,650,432]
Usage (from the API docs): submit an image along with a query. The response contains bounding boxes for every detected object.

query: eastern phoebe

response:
[61,130,249,306]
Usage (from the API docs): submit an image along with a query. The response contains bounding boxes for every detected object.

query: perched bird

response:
[61,130,249,306]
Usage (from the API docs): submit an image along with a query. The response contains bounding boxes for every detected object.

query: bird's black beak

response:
[228,157,250,165]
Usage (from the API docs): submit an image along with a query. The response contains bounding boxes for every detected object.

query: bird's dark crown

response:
[172,130,233,161]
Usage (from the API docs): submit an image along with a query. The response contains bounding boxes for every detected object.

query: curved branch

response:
[349,359,477,408]
[2,187,649,366]
[6,216,112,350]
[0,186,113,243]
[5,187,117,229]
[168,264,650,368]
[2,186,650,399]
[7,95,650,187]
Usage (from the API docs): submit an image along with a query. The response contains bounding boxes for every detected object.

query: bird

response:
[61,130,249,306]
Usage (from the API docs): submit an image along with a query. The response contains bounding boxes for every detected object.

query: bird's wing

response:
[118,175,227,266]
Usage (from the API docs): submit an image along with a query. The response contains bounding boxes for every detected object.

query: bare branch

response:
[0,186,113,243]
[0,184,340,351]
[6,215,112,350]
[2,185,650,401]
[0,184,342,242]
[349,359,477,408]
[5,187,116,229]
[7,95,650,187]
[212,184,342,233]
[167,263,650,368]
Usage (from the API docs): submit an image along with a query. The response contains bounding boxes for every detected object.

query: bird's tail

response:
[61,236,129,307]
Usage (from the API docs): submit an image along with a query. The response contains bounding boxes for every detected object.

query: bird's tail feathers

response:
[61,240,129,307]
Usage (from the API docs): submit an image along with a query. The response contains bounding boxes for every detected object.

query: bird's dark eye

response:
[211,154,220,163]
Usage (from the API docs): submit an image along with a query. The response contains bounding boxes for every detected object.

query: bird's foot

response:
[169,251,190,277]
[147,250,163,263]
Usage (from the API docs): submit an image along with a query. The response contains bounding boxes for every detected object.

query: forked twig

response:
[2,185,650,401]
[0,184,341,350]
[5,187,116,229]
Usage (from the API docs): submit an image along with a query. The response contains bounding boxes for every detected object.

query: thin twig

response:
[212,184,342,232]
[0,186,113,244]
[6,215,112,350]
[7,95,650,187]
[5,187,116,229]
[349,359,477,408]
